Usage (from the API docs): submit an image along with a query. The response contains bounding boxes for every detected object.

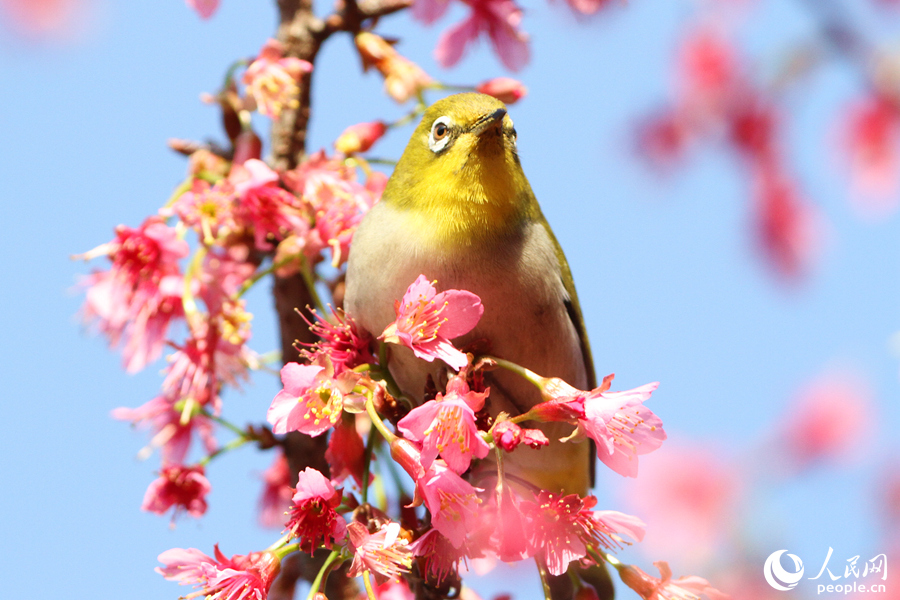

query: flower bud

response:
[233,130,262,165]
[493,420,523,451]
[390,437,425,481]
[476,77,528,104]
[335,121,387,155]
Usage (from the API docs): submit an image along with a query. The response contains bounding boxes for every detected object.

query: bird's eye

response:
[429,116,454,153]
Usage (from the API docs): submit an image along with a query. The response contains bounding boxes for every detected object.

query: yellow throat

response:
[383,93,540,246]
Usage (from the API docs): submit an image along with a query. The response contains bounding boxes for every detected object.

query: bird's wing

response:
[539,218,596,390]
[539,216,597,489]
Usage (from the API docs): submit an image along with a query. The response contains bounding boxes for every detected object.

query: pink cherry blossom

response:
[229,158,308,251]
[267,356,360,436]
[243,39,313,119]
[415,461,483,548]
[142,464,211,520]
[380,275,483,371]
[169,179,237,243]
[532,376,665,478]
[561,0,610,15]
[186,0,219,19]
[0,0,87,39]
[301,307,376,375]
[620,444,739,566]
[78,217,188,373]
[476,77,527,104]
[112,394,216,464]
[285,467,348,553]
[843,94,900,218]
[751,167,820,280]
[780,369,873,467]
[411,0,452,24]
[409,529,465,586]
[434,0,530,72]
[354,32,435,104]
[257,449,293,528]
[618,561,729,600]
[157,545,281,600]
[347,521,413,584]
[580,382,666,477]
[397,384,489,474]
[162,321,251,414]
[520,492,644,576]
[326,417,367,487]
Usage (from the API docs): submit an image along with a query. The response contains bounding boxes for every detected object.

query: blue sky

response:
[1,0,898,598]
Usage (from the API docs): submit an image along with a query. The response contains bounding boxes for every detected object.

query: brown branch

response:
[267,0,410,598]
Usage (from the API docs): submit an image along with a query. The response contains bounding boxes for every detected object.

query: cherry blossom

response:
[347,521,414,584]
[186,0,219,19]
[415,461,483,548]
[169,179,237,243]
[434,0,530,72]
[520,492,645,576]
[301,307,375,375]
[142,464,211,520]
[243,38,313,118]
[156,545,281,600]
[397,382,490,474]
[492,420,549,452]
[229,158,308,251]
[112,395,217,465]
[618,561,729,600]
[78,217,188,373]
[354,32,434,103]
[380,275,483,371]
[476,77,527,104]
[620,445,739,565]
[267,356,360,436]
[409,529,465,586]
[531,376,666,477]
[285,467,347,552]
[780,369,873,467]
[843,94,900,217]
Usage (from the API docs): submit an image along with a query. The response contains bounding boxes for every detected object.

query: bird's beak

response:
[470,108,507,137]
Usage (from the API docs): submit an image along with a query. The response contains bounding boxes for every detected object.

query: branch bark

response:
[267,0,410,598]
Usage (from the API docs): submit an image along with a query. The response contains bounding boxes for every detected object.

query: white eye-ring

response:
[428,116,454,153]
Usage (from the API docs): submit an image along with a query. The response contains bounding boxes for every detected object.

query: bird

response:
[344,91,596,500]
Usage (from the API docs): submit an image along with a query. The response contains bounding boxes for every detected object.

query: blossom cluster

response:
[79,14,726,600]
[159,272,722,599]
[638,28,820,280]
[76,42,387,524]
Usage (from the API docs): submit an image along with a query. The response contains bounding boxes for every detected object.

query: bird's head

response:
[384,93,538,243]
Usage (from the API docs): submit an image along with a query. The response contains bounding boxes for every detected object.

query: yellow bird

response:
[344,92,595,498]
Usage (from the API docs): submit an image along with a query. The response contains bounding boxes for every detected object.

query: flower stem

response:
[488,356,546,390]
[306,549,343,600]
[362,570,378,600]
[300,259,326,314]
[364,398,396,444]
[182,246,209,320]
[198,435,249,466]
[535,557,553,600]
[267,532,294,552]
[202,410,248,438]
[237,254,304,299]
[163,177,193,211]
[361,423,378,505]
